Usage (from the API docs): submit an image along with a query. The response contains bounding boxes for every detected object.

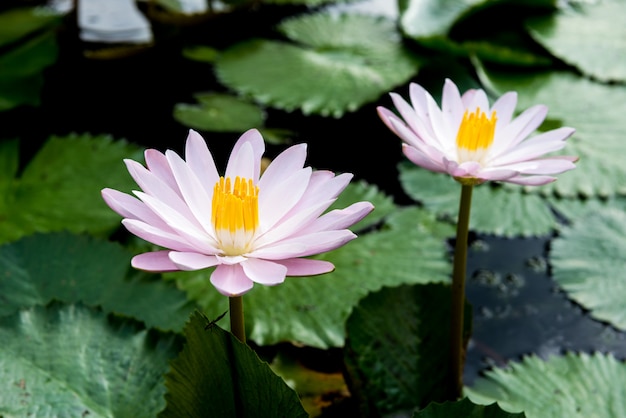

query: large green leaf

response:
[344,283,472,416]
[0,302,179,417]
[476,65,626,198]
[0,133,143,243]
[159,312,308,417]
[173,92,266,132]
[166,205,454,348]
[414,398,525,417]
[215,13,420,117]
[399,0,485,39]
[465,352,626,417]
[550,206,626,331]
[526,1,626,82]
[0,232,196,331]
[399,164,557,237]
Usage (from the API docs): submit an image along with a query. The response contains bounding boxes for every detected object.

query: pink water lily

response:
[102,129,374,296]
[378,79,577,186]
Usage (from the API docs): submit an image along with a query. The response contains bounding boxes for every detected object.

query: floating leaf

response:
[476,65,626,198]
[0,232,196,331]
[526,1,626,82]
[465,352,626,417]
[173,92,265,132]
[0,133,142,243]
[399,165,557,237]
[414,397,525,417]
[215,13,420,117]
[550,206,626,331]
[166,205,453,348]
[329,180,396,232]
[159,312,308,418]
[0,303,179,416]
[182,45,220,63]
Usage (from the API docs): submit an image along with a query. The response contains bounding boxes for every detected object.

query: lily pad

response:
[550,206,626,331]
[526,1,626,82]
[0,302,179,417]
[0,6,61,48]
[166,204,454,348]
[159,312,308,418]
[0,232,196,331]
[173,92,266,132]
[215,12,420,117]
[399,164,557,237]
[465,352,626,417]
[476,64,626,198]
[0,133,143,244]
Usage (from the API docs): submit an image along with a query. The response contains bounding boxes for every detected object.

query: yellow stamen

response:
[211,176,259,234]
[456,108,497,152]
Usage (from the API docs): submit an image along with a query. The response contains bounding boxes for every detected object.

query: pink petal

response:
[169,252,219,270]
[476,168,519,181]
[377,106,404,138]
[165,149,214,232]
[275,258,335,276]
[490,91,517,127]
[402,144,448,173]
[102,188,166,228]
[441,79,465,129]
[184,130,220,192]
[495,158,576,175]
[227,129,265,181]
[390,92,422,135]
[449,161,482,177]
[122,219,199,252]
[210,264,254,296]
[492,105,548,156]
[463,88,489,113]
[258,167,312,231]
[299,201,375,234]
[503,175,557,186]
[241,258,287,285]
[132,251,180,271]
[252,230,356,260]
[490,127,575,166]
[258,143,307,191]
[144,149,179,193]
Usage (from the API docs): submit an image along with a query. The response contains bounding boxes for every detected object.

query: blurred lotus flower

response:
[378,79,577,186]
[102,129,374,296]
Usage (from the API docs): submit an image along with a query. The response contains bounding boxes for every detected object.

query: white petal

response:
[490,91,517,127]
[490,127,574,166]
[299,201,375,234]
[241,258,287,285]
[402,144,448,173]
[144,149,179,193]
[390,92,421,134]
[503,175,556,186]
[492,105,548,156]
[441,79,465,132]
[102,188,167,228]
[210,264,254,296]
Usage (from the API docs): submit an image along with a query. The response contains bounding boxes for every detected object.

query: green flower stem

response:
[450,184,473,399]
[229,296,246,343]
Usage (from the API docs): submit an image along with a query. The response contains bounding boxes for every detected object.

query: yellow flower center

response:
[456,108,497,164]
[211,176,259,255]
